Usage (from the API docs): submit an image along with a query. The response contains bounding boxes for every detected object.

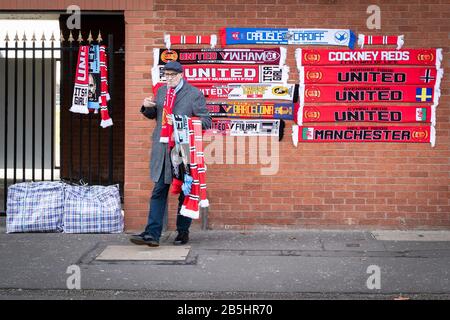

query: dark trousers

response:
[144,169,192,241]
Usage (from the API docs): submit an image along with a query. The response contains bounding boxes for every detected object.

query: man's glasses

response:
[164,72,180,78]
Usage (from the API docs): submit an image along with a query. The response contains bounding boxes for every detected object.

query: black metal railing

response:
[1,30,119,215]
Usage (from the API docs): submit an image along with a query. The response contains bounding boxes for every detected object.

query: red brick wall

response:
[127,0,450,231]
[1,0,449,230]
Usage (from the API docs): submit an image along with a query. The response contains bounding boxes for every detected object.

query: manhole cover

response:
[96,245,191,261]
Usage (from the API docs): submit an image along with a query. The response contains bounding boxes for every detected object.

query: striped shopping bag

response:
[6,181,65,233]
[63,184,123,233]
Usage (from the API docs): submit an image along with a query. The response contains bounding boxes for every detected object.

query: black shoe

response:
[129,232,159,247]
[173,231,189,245]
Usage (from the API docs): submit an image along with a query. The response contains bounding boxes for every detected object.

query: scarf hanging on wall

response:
[99,45,113,128]
[297,105,434,126]
[220,27,356,48]
[299,66,443,86]
[154,47,287,65]
[296,48,443,68]
[206,101,295,120]
[299,85,440,106]
[153,83,297,101]
[152,64,289,84]
[292,125,435,147]
[70,45,90,114]
[164,34,217,50]
[358,34,404,49]
[206,119,284,139]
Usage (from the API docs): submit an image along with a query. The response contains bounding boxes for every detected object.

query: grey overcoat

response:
[142,81,211,184]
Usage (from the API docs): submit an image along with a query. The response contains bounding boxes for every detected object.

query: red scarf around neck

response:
[160,87,177,147]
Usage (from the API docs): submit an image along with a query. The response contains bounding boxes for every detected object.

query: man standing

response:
[130,61,211,247]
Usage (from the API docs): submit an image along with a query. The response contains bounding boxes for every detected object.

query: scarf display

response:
[164,34,217,50]
[299,66,443,86]
[298,105,434,126]
[206,119,283,138]
[71,45,113,127]
[296,48,443,68]
[70,45,90,114]
[152,64,289,84]
[292,125,435,147]
[179,117,209,219]
[160,87,177,146]
[299,85,440,106]
[220,27,356,48]
[207,102,294,120]
[358,34,404,49]
[88,45,101,111]
[99,45,113,128]
[155,47,287,65]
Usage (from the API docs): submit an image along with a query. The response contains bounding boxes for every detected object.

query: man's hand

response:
[143,97,156,107]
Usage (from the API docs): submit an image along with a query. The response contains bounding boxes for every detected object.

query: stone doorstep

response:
[371,230,450,242]
[95,245,191,261]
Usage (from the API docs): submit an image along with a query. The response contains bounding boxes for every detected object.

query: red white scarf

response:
[299,67,442,86]
[155,47,286,65]
[160,87,176,147]
[70,45,90,114]
[180,117,208,219]
[292,125,436,147]
[299,85,440,106]
[296,48,443,68]
[358,34,404,49]
[99,45,113,128]
[164,34,217,50]
[298,105,434,125]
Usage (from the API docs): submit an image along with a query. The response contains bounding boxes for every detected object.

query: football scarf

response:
[99,45,113,128]
[207,102,294,120]
[206,119,283,138]
[298,105,434,126]
[171,115,189,195]
[155,47,286,65]
[299,67,443,86]
[180,117,209,219]
[299,85,440,106]
[88,45,101,110]
[160,87,177,146]
[220,27,356,48]
[152,64,289,84]
[70,45,90,114]
[358,34,404,49]
[197,83,296,101]
[292,125,436,147]
[153,82,297,101]
[164,34,217,50]
[296,48,443,68]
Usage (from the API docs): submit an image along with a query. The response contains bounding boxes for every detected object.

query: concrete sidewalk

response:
[0,217,449,300]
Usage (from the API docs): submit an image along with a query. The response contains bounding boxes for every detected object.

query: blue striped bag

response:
[63,184,123,233]
[6,181,65,233]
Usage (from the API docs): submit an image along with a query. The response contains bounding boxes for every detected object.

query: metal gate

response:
[1,30,120,215]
